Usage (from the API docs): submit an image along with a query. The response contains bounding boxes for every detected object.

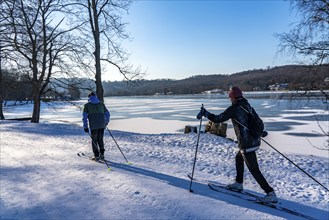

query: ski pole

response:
[234,119,329,192]
[261,138,329,192]
[189,104,203,193]
[86,131,111,171]
[106,127,131,164]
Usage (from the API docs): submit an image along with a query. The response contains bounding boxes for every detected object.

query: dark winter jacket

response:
[207,97,262,153]
[83,95,110,130]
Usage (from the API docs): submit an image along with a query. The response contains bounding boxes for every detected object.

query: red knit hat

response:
[229,87,243,98]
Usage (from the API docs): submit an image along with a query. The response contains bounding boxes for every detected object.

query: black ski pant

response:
[235,150,274,193]
[90,128,105,157]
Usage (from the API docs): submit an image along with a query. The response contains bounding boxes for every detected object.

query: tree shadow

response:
[0,163,113,219]
[2,121,82,137]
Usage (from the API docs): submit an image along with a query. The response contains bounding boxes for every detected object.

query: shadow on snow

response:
[109,161,327,220]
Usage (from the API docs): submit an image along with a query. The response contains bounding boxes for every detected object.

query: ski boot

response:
[259,191,278,203]
[99,153,105,160]
[226,181,243,192]
[91,156,99,161]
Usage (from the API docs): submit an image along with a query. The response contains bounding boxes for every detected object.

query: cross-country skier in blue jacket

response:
[83,92,110,161]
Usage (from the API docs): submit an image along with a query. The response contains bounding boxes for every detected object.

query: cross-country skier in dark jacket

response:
[197,87,278,203]
[83,92,110,161]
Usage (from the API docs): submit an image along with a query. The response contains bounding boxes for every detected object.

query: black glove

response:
[84,127,89,133]
[196,106,210,119]
[261,131,268,138]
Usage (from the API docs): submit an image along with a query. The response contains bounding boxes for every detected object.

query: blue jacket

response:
[82,95,110,130]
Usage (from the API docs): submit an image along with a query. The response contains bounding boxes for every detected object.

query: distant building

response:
[202,88,224,94]
[268,83,289,91]
[154,92,174,96]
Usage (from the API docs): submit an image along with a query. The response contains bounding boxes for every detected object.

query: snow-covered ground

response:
[1,97,329,219]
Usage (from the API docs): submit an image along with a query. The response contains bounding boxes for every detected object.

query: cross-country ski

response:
[207,183,316,220]
[77,152,112,170]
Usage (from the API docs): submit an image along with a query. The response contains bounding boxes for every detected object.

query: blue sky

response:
[105,0,299,81]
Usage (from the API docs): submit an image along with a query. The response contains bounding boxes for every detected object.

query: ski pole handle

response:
[196,104,204,120]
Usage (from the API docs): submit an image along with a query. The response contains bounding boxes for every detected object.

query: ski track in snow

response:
[1,121,328,219]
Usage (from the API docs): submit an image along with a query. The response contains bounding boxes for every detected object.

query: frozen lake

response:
[3,93,328,158]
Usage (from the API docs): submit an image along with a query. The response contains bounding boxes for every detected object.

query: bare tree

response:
[0,0,82,123]
[276,0,329,65]
[276,0,329,151]
[65,0,144,102]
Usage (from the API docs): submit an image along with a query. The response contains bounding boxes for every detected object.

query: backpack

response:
[240,106,264,138]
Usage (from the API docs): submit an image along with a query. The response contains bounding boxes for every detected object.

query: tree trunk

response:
[92,0,104,102]
[94,42,104,102]
[0,89,4,119]
[0,100,4,120]
[0,84,4,120]
[0,100,5,120]
[0,40,4,120]
[31,88,41,123]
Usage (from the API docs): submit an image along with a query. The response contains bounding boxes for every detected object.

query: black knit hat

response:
[88,92,96,97]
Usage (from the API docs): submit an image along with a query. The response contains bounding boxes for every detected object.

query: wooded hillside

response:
[103,64,329,96]
[3,64,328,99]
